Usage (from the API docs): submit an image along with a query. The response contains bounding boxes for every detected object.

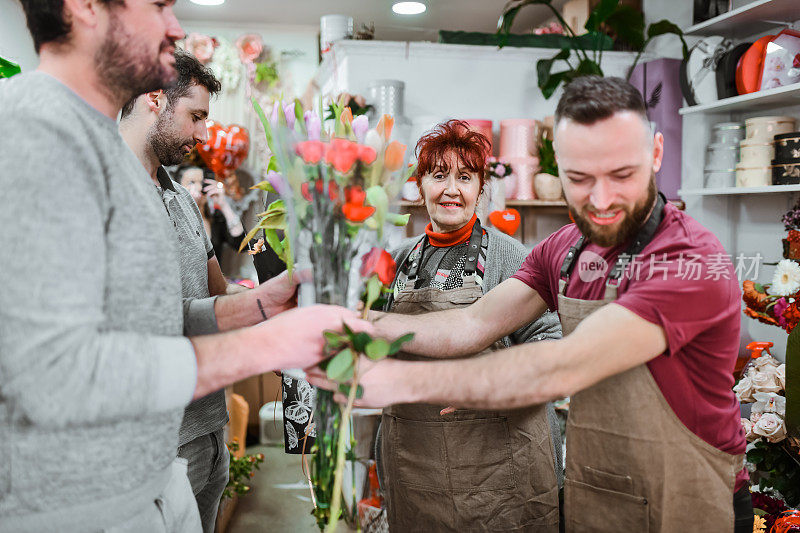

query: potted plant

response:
[534,132,562,200]
[496,0,688,98]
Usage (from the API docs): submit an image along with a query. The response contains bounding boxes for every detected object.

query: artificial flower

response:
[743,280,769,312]
[753,515,766,533]
[326,139,359,174]
[752,412,787,443]
[376,114,394,140]
[352,115,369,144]
[771,259,800,296]
[360,247,396,286]
[384,141,406,172]
[774,297,790,327]
[184,33,216,63]
[304,111,321,141]
[752,391,786,417]
[734,373,756,403]
[494,164,507,177]
[235,34,263,64]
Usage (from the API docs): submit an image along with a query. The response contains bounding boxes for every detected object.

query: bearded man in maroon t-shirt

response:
[309,76,751,533]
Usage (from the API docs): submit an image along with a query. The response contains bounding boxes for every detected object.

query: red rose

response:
[295,140,326,164]
[360,247,396,286]
[325,138,359,174]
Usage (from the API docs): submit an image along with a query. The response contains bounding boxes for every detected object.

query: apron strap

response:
[462,218,484,276]
[558,192,668,297]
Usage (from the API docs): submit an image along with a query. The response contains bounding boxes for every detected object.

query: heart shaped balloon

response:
[489,208,521,236]
[197,121,250,177]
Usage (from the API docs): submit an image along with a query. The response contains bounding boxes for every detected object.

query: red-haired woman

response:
[379,120,562,531]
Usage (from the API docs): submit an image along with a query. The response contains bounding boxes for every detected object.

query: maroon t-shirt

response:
[512,203,748,490]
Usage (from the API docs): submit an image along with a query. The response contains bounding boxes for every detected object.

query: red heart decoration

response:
[197,121,250,177]
[489,209,521,236]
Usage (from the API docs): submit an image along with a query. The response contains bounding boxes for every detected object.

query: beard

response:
[95,8,176,105]
[569,175,657,247]
[148,107,193,166]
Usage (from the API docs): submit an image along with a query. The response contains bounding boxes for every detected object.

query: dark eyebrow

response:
[192,109,208,119]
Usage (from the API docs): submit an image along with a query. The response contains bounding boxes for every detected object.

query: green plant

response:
[222,441,265,499]
[747,440,800,507]
[496,0,688,98]
[538,136,557,176]
[0,57,21,79]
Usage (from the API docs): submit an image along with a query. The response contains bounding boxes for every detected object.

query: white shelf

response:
[679,82,800,115]
[685,0,800,38]
[679,184,800,196]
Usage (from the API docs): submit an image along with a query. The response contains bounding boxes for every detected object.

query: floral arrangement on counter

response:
[486,157,513,180]
[246,96,415,532]
[743,200,800,333]
[735,349,800,513]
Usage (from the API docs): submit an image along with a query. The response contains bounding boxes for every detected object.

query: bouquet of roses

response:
[743,259,800,333]
[245,96,415,531]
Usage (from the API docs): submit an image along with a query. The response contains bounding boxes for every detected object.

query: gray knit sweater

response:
[0,72,197,531]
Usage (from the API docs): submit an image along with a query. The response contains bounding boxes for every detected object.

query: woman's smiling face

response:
[419,151,482,233]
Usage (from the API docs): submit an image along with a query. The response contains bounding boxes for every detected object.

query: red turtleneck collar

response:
[425,214,477,248]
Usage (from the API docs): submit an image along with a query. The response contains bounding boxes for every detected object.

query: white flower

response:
[751,366,782,394]
[752,412,787,443]
[771,259,800,296]
[777,364,786,390]
[733,373,756,403]
[364,129,383,153]
[753,354,780,370]
[741,418,755,441]
[751,391,786,417]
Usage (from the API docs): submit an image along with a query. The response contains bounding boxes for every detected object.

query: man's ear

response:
[145,90,166,113]
[62,0,101,30]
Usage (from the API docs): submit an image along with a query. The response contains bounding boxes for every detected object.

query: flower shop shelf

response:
[679,184,800,196]
[679,82,800,115]
[684,0,800,39]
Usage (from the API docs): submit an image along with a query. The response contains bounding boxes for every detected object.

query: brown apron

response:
[381,223,559,532]
[558,194,743,532]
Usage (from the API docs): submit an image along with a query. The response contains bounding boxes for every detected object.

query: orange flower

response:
[742,280,769,312]
[384,141,406,171]
[295,140,326,164]
[360,247,396,286]
[376,114,394,140]
[342,185,375,222]
[340,107,353,125]
[326,138,359,174]
[357,145,377,165]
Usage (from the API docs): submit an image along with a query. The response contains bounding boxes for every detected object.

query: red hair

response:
[415,120,491,189]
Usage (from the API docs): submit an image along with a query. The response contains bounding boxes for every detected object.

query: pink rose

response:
[235,34,263,64]
[752,412,787,443]
[184,33,216,64]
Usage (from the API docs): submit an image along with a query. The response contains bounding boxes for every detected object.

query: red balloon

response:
[197,121,250,177]
[773,510,800,533]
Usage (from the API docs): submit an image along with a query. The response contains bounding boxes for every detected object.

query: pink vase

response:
[508,156,539,200]
[500,119,537,159]
[464,119,494,154]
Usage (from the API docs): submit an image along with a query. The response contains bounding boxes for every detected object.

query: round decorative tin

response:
[774,131,800,162]
[738,140,774,167]
[712,122,744,145]
[745,116,796,142]
[736,165,772,187]
[706,143,739,170]
[772,158,800,185]
[704,169,736,188]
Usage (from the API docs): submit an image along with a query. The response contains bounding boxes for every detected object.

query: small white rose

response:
[734,374,756,403]
[777,364,786,390]
[751,367,782,394]
[751,411,762,423]
[741,418,755,441]
[752,412,787,443]
[753,354,780,370]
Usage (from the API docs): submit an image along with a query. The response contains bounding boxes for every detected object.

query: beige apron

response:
[381,225,559,532]
[558,194,743,532]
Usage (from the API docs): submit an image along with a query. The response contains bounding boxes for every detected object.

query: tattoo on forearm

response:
[257,299,268,320]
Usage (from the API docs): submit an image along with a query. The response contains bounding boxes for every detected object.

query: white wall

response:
[0,0,38,71]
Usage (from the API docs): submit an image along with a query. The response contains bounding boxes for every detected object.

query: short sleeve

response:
[511,240,556,311]
[614,251,737,357]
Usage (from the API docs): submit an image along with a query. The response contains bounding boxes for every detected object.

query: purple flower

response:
[283,103,296,130]
[265,170,288,197]
[352,115,369,143]
[304,110,321,141]
[774,297,790,327]
[269,101,280,125]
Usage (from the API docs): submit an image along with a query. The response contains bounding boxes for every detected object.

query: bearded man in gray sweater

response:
[0,1,369,531]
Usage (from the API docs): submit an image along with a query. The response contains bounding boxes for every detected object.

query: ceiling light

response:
[190,0,225,5]
[392,2,426,15]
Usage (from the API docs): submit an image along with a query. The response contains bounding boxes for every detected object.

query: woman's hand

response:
[204,178,244,236]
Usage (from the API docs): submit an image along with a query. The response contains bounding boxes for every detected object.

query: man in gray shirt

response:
[118,50,278,532]
[1,1,368,530]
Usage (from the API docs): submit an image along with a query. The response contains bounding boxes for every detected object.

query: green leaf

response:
[389,332,415,355]
[252,180,277,193]
[604,5,645,50]
[293,99,305,134]
[365,338,391,360]
[323,330,348,347]
[239,224,264,252]
[263,228,284,256]
[352,332,372,353]
[342,322,354,337]
[754,283,765,293]
[575,58,603,76]
[539,69,573,99]
[496,0,555,48]
[0,56,21,79]
[585,0,619,32]
[267,155,279,173]
[251,97,276,154]
[326,349,354,381]
[338,383,363,399]
[387,212,411,226]
[362,275,384,315]
[647,20,688,59]
[536,47,572,97]
[366,186,389,238]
